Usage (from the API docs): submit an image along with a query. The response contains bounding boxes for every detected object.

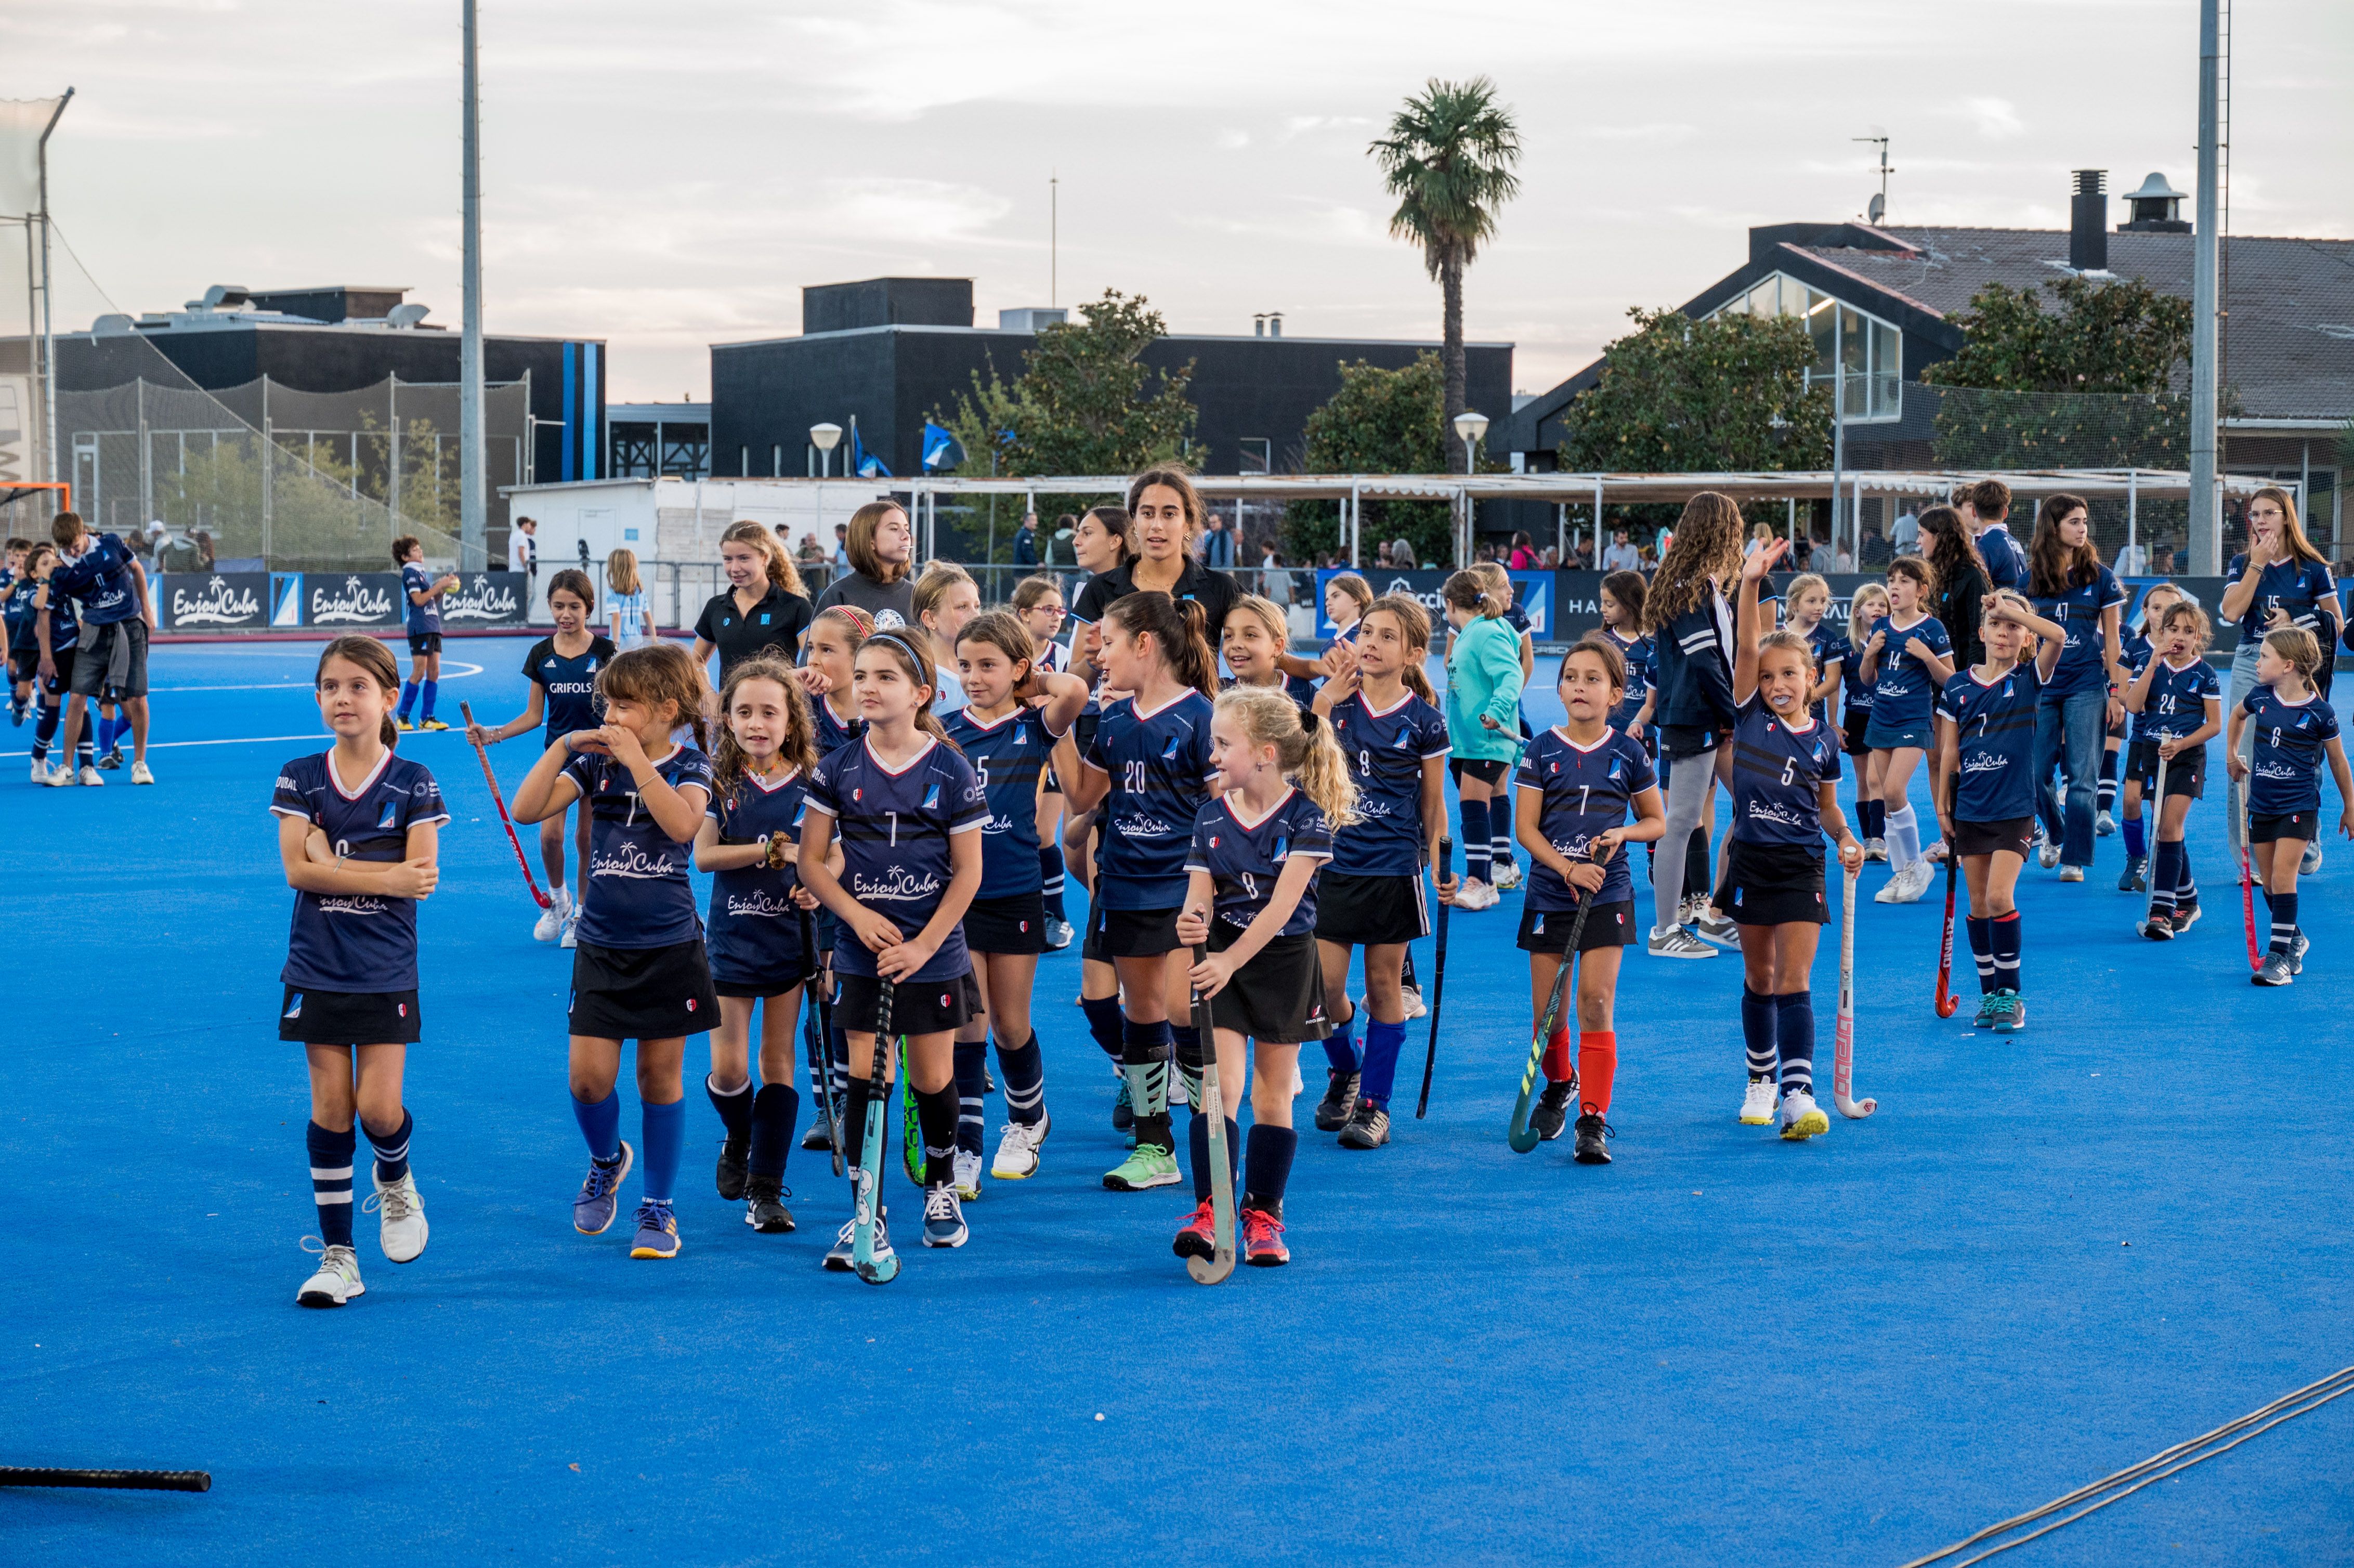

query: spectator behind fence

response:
[1601,528,1641,573]
[796,531,825,565]
[1507,530,1538,570]
[1013,511,1041,567]
[1860,521,1892,568]
[1808,533,1841,576]
[509,516,538,579]
[1201,511,1235,567]
[2114,536,2148,577]
[1890,508,1921,554]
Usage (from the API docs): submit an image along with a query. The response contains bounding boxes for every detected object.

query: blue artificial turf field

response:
[4,636,2349,1567]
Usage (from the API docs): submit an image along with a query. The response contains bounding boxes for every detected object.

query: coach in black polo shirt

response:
[691,520,815,688]
[1068,466,1243,684]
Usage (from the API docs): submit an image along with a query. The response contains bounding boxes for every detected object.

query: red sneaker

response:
[1172,1199,1217,1262]
[1241,1206,1289,1268]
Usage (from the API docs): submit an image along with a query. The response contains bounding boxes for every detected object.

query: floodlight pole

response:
[2187,0,2222,574]
[36,88,72,503]
[459,0,488,570]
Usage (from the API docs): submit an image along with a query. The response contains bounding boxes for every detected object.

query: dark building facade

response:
[710,277,1512,481]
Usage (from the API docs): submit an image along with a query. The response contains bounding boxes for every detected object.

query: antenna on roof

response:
[1854,129,1893,224]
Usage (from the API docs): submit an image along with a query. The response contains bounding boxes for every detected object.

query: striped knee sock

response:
[1741,988,1777,1081]
[1991,912,2022,992]
[995,1031,1046,1128]
[1967,916,1994,992]
[363,1108,413,1185]
[2097,748,2118,813]
[1460,799,1492,884]
[307,1121,357,1248]
[952,1040,988,1156]
[1774,991,1815,1099]
[1039,845,1067,921]
[2267,891,2299,958]
[1492,824,1515,872]
[2149,841,2182,913]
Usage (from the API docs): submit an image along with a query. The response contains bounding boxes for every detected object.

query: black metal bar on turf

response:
[0,1467,211,1492]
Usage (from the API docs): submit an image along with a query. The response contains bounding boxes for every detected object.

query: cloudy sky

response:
[9,0,2348,404]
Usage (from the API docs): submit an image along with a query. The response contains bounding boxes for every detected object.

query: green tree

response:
[1283,352,1453,566]
[1369,77,1521,472]
[1556,307,1831,473]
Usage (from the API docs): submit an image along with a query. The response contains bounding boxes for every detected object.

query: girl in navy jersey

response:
[1513,635,1667,1162]
[393,535,459,731]
[1782,573,1846,733]
[1013,576,1077,947]
[1932,592,2065,1031]
[944,612,1089,1191]
[272,636,448,1308]
[1308,594,1454,1146]
[795,602,871,1155]
[692,657,822,1233]
[1062,590,1221,1194]
[2227,628,2353,985]
[1222,594,1319,710]
[913,562,981,715]
[466,568,616,946]
[1599,571,1655,743]
[511,644,717,1262]
[1173,686,1356,1267]
[2024,494,2128,883]
[1841,582,1891,859]
[797,629,989,1264]
[2113,582,2186,893]
[1856,557,1953,903]
[1721,541,1863,1139]
[2122,599,2222,938]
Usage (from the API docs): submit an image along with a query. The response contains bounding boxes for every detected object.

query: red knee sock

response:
[1541,1026,1574,1083]
[1578,1031,1617,1115]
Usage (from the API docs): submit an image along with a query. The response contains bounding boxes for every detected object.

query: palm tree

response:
[1370,77,1522,472]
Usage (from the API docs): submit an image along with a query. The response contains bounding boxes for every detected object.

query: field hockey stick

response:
[798,907,844,1177]
[2237,778,2264,972]
[1413,835,1453,1119]
[1934,773,1959,1018]
[1186,945,1236,1285]
[899,1039,926,1189]
[2141,752,2169,936]
[1506,848,1594,1154]
[456,702,553,910]
[1834,860,1877,1118]
[851,979,898,1285]
[0,1467,210,1492]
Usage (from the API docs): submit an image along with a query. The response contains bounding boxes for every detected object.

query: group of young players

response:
[265,474,2350,1306]
[4,514,159,785]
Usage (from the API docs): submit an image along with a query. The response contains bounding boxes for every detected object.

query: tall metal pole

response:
[459,0,488,569]
[2188,0,2222,574]
[35,89,72,505]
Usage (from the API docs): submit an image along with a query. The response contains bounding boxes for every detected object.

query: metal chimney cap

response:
[2124,172,2187,203]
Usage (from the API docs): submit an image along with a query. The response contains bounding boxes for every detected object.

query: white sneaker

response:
[1492,859,1523,891]
[1647,926,1716,959]
[28,759,45,783]
[1874,869,1904,904]
[559,907,580,948]
[2037,842,2061,870]
[1780,1090,1830,1140]
[2095,810,2116,837]
[2300,842,2323,876]
[130,760,154,785]
[952,1149,984,1202]
[533,887,571,943]
[42,763,72,787]
[1387,986,1427,1021]
[79,764,103,786]
[2057,865,2085,883]
[990,1114,1050,1180]
[1456,878,1498,911]
[1892,863,1932,904]
[365,1171,429,1263]
[1863,837,1888,863]
[296,1240,366,1307]
[1740,1076,1777,1125]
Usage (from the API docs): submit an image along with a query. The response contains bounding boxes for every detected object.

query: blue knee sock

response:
[420,679,439,721]
[640,1097,685,1204]
[306,1121,357,1248]
[363,1107,413,1185]
[571,1088,622,1162]
[995,1031,1046,1127]
[1322,1003,1361,1074]
[1243,1123,1298,1214]
[1081,995,1126,1061]
[1187,1110,1241,1203]
[1967,916,1994,992]
[1460,799,1492,884]
[953,1040,988,1156]
[1359,1017,1410,1107]
[95,713,117,752]
[1774,991,1815,1098]
[2124,814,2146,858]
[1741,988,1777,1079]
[748,1083,798,1180]
[398,680,419,720]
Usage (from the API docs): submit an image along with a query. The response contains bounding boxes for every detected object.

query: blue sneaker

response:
[921,1184,967,1248]
[1971,992,1999,1029]
[629,1200,680,1259]
[572,1142,633,1235]
[1990,989,2026,1034]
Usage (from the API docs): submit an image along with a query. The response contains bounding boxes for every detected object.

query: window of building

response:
[1714,272,1903,422]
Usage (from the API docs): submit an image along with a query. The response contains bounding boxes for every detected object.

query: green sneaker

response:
[1102,1142,1181,1191]
[1971,991,1999,1029]
[1990,989,2026,1034]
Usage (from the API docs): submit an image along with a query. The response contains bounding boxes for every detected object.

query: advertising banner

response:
[158,572,270,632]
[438,572,530,629]
[301,572,402,630]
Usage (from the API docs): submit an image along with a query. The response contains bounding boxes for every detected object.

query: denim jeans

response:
[2033,687,2107,867]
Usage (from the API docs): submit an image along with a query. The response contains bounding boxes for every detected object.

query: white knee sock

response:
[1888,805,1921,871]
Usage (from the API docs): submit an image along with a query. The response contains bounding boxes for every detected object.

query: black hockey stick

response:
[0,1468,210,1492]
[798,907,844,1178]
[1413,836,1453,1119]
[1506,849,1596,1154]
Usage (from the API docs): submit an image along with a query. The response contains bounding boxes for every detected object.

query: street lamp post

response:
[809,422,843,479]
[1452,410,1489,568]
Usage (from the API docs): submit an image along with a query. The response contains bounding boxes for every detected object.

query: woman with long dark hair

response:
[1918,505,1990,672]
[2219,486,2343,868]
[1639,492,1748,957]
[1069,467,1242,687]
[2024,493,2127,881]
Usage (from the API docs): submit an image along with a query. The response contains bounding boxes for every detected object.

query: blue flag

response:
[851,419,893,480]
[922,423,967,473]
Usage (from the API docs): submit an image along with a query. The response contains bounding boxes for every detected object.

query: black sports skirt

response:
[569,938,721,1040]
[965,890,1047,955]
[1204,928,1331,1044]
[279,985,421,1045]
[1715,839,1829,926]
[1315,870,1430,948]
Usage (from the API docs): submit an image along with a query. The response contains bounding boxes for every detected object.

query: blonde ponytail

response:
[1215,686,1359,827]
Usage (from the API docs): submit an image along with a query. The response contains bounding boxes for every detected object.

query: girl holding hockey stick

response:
[1173,685,1356,1268]
[2226,628,2354,987]
[466,568,615,946]
[512,643,717,1262]
[2122,599,2222,938]
[1842,582,1892,860]
[692,656,825,1234]
[1932,592,2065,1031]
[797,629,988,1263]
[1722,540,1863,1139]
[1307,594,1454,1147]
[796,602,872,1157]
[2114,582,2187,893]
[1512,635,1666,1162]
[1061,591,1222,1193]
[942,611,1090,1189]
[1012,574,1078,948]
[1441,570,1526,911]
[275,636,447,1308]
[1856,557,1953,903]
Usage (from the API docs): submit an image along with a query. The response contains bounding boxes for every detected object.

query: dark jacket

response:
[1937,558,1990,671]
[1652,594,1737,731]
[1013,527,1039,567]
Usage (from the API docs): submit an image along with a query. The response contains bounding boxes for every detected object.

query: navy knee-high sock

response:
[952,1040,988,1156]
[1991,912,2022,992]
[1040,845,1067,921]
[748,1083,799,1180]
[842,1078,881,1171]
[1460,798,1492,884]
[707,1074,753,1147]
[307,1121,357,1248]
[1684,826,1712,900]
[1187,1110,1241,1203]
[1322,1001,1360,1075]
[915,1083,961,1187]
[1171,1024,1204,1107]
[2268,890,2300,957]
[1967,916,1994,992]
[995,1031,1046,1127]
[1122,1017,1173,1150]
[1861,799,1886,840]
[1244,1123,1299,1216]
[1081,996,1126,1062]
[363,1108,413,1185]
[2149,840,2182,912]
[1741,988,1777,1080]
[2097,747,2119,812]
[1774,991,1815,1099]
[30,699,60,762]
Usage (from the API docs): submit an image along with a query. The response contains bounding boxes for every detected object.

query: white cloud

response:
[1961,97,2026,140]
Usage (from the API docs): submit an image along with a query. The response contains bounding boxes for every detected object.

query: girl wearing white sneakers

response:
[1856,557,1953,904]
[1441,570,1525,911]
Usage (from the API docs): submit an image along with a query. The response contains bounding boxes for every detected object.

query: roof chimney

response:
[2070,169,2108,272]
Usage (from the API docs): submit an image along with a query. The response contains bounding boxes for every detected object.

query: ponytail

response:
[1214,686,1359,827]
[1363,594,1440,706]
[1104,591,1218,701]
[1441,570,1505,620]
